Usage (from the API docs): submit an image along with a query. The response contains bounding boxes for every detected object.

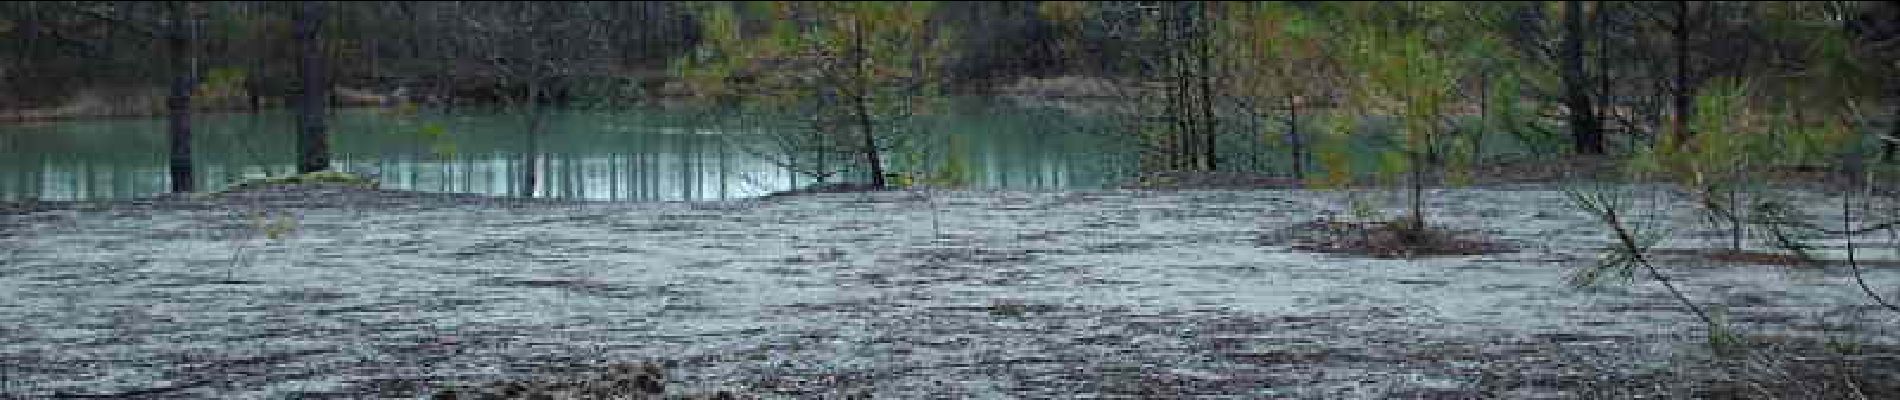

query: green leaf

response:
[418,123,448,138]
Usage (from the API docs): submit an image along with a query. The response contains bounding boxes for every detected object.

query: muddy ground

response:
[2,185,1898,399]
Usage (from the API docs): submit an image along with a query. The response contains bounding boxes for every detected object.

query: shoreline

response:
[0,105,402,125]
[0,75,1125,125]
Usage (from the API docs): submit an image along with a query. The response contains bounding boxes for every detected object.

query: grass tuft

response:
[224,170,378,192]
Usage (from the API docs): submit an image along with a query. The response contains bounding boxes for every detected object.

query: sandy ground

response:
[2,185,1898,399]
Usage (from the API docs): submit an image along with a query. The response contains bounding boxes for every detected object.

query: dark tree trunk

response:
[1886,101,1899,162]
[295,1,330,174]
[440,58,456,111]
[1563,0,1605,154]
[1197,1,1218,171]
[248,41,264,113]
[1595,0,1612,134]
[854,79,885,188]
[167,1,196,193]
[1672,0,1693,144]
[21,2,40,63]
[1409,148,1426,232]
[247,76,262,112]
[1165,4,1190,171]
[1287,95,1305,180]
[851,23,887,188]
[1475,74,1488,162]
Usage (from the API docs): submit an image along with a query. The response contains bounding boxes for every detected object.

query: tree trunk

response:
[167,1,196,193]
[854,79,885,188]
[21,2,40,66]
[852,22,887,188]
[1729,187,1743,251]
[1563,0,1605,154]
[247,57,263,113]
[1672,0,1693,144]
[440,58,456,111]
[1409,148,1426,232]
[1886,102,1899,162]
[1167,5,1190,171]
[1475,74,1488,162]
[295,1,330,174]
[1287,95,1304,180]
[1197,1,1218,171]
[521,78,543,198]
[1595,0,1612,129]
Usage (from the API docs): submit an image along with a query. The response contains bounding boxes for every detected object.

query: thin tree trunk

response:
[1563,0,1605,154]
[167,1,196,193]
[1287,95,1304,180]
[1198,1,1217,171]
[1595,0,1612,128]
[1886,102,1899,162]
[851,22,887,188]
[522,79,543,198]
[21,2,40,68]
[1596,201,1721,329]
[247,57,263,113]
[295,1,330,174]
[327,27,341,115]
[1410,148,1426,232]
[1476,74,1488,162]
[1729,186,1743,251]
[1672,0,1692,144]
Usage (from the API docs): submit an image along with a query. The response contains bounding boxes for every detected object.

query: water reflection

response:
[0,103,1126,201]
[346,150,777,201]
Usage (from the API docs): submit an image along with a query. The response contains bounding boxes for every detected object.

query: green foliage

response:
[1442,135,1476,186]
[676,1,952,185]
[195,67,249,105]
[1374,149,1409,186]
[1627,78,1861,251]
[930,135,972,187]
[251,212,298,241]
[678,1,947,100]
[1776,118,1854,167]
[1633,82,1744,181]
[226,170,378,191]
[1309,114,1359,188]
[1749,199,1825,260]
[1223,1,1332,105]
[1480,72,1563,158]
[1824,334,1867,355]
[415,123,458,159]
[1036,1,1087,25]
[1329,1,1494,227]
[1640,79,1756,183]
[894,132,971,188]
[1347,193,1384,223]
[1566,182,1735,349]
[1563,185,1663,288]
[1706,306,1746,355]
[377,102,458,160]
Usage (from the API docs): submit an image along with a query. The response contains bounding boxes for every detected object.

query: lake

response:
[0,100,1141,201]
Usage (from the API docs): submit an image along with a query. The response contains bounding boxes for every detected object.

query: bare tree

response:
[294,0,328,174]
[1562,0,1604,154]
[166,1,198,192]
[451,1,614,197]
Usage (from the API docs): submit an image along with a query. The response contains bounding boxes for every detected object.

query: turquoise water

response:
[0,101,1134,201]
[0,98,1569,202]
